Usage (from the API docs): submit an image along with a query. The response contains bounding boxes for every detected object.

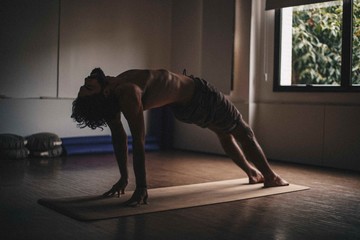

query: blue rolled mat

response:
[62,135,159,156]
[61,135,112,145]
[64,144,114,155]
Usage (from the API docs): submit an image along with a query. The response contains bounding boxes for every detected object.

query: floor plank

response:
[1,150,359,240]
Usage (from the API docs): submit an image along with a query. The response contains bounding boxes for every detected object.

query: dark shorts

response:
[171,77,242,133]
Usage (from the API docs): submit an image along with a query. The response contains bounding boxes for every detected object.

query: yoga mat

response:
[38,179,309,221]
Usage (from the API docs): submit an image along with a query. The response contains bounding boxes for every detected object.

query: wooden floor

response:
[1,150,359,240]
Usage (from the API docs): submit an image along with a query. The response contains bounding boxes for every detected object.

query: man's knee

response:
[219,133,234,144]
[210,126,233,143]
[234,122,257,146]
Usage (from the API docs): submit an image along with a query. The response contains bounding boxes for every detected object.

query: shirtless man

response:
[71,68,288,206]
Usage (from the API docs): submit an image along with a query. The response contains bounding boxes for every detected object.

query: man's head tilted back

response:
[71,67,119,130]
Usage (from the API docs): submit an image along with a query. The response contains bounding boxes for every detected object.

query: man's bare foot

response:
[263,175,289,188]
[249,169,264,184]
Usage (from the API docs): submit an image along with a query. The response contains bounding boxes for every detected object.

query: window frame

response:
[273,0,360,92]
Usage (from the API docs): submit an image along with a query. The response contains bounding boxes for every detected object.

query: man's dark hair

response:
[87,68,106,87]
[71,93,119,130]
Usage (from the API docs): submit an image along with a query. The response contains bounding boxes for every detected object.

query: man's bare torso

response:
[105,69,195,111]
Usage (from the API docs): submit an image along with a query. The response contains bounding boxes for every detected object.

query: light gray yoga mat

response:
[38,178,309,221]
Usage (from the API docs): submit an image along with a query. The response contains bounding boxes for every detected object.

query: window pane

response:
[280,1,343,86]
[353,0,360,86]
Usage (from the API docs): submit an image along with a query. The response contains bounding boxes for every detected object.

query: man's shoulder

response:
[117,69,150,79]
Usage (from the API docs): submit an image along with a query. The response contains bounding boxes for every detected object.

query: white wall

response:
[170,0,234,92]
[170,0,203,77]
[201,0,234,94]
[0,0,58,98]
[59,0,172,98]
[0,0,171,137]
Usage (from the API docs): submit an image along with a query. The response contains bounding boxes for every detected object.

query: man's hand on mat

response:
[124,187,148,207]
[102,178,128,198]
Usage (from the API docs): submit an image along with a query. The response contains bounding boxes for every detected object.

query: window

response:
[269,0,360,91]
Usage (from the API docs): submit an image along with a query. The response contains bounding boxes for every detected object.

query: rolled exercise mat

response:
[61,135,160,155]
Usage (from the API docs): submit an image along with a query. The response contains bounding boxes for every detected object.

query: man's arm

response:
[102,114,129,197]
[119,83,148,205]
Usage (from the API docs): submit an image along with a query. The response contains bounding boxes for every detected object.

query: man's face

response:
[78,77,102,97]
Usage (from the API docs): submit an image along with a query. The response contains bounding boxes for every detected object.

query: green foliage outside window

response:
[292,2,343,85]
